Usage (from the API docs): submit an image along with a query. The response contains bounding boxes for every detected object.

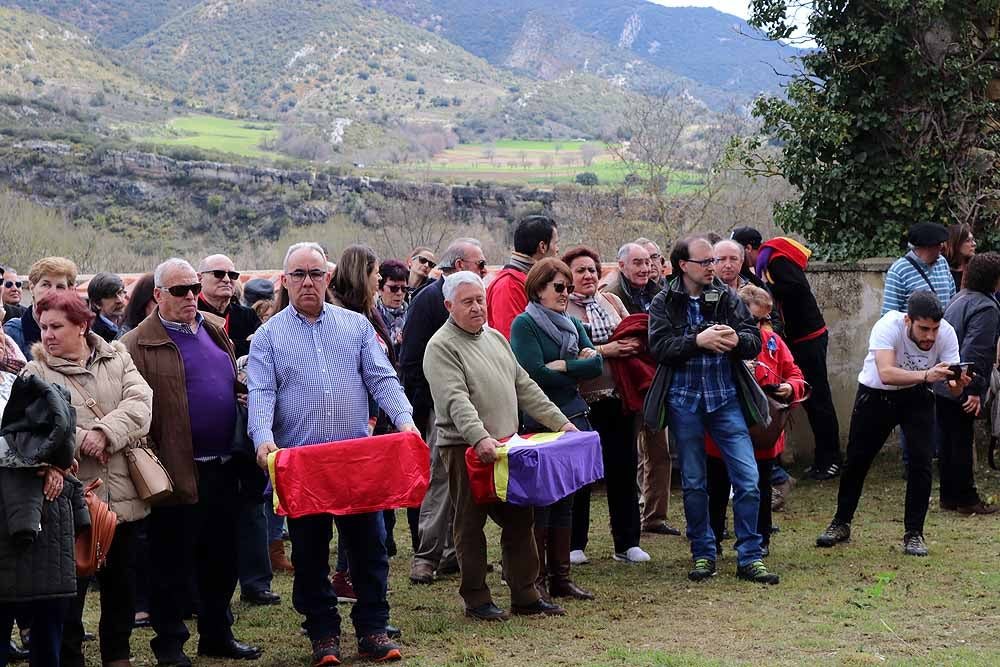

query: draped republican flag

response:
[267,432,430,518]
[465,431,604,506]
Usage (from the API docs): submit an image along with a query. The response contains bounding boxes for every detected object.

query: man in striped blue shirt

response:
[882,222,956,315]
[248,242,417,666]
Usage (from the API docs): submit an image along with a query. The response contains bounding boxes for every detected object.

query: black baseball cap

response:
[907,222,948,247]
[730,227,763,248]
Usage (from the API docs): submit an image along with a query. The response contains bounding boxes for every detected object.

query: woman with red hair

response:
[24,290,153,667]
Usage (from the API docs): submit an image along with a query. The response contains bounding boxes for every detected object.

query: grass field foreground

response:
[80,451,1000,666]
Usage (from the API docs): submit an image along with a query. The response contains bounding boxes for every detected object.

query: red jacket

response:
[605,313,656,414]
[706,327,807,460]
[486,268,527,340]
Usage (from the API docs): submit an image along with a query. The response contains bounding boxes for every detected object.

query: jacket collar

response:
[134,307,177,347]
[29,332,119,374]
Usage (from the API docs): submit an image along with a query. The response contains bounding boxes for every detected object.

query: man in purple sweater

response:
[122,258,262,667]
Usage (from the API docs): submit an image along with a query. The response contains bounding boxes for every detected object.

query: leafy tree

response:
[731,1,1000,260]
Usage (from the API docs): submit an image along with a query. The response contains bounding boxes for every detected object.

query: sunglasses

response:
[468,259,488,270]
[416,256,437,269]
[3,281,21,289]
[206,270,240,281]
[551,282,574,294]
[384,284,405,293]
[686,258,718,267]
[164,283,202,298]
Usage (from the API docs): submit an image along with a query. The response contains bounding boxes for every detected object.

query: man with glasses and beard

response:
[122,258,262,667]
[645,237,778,584]
[816,291,967,557]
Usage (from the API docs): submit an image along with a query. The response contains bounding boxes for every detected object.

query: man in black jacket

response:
[195,254,276,609]
[402,238,487,585]
[646,236,777,584]
[87,272,127,343]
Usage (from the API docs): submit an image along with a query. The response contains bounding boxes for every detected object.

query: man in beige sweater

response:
[424,271,577,621]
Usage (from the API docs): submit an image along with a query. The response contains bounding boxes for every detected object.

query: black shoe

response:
[807,463,841,481]
[687,558,717,582]
[386,624,402,639]
[7,640,28,663]
[737,560,780,584]
[464,602,509,621]
[511,598,566,616]
[437,557,460,575]
[83,631,96,642]
[643,522,681,536]
[816,520,851,547]
[903,531,928,557]
[197,639,263,660]
[240,589,281,606]
[385,537,398,558]
[155,652,193,667]
[310,636,341,666]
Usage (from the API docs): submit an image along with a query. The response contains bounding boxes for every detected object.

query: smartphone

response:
[948,362,974,380]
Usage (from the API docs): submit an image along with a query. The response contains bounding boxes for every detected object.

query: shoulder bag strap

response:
[63,373,107,420]
[903,255,936,293]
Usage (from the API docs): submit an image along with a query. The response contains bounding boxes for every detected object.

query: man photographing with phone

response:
[817,290,968,557]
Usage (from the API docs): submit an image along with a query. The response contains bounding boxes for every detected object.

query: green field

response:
[396,140,704,191]
[137,116,279,159]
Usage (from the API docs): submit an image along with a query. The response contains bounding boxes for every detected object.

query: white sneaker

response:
[569,549,588,565]
[613,546,651,563]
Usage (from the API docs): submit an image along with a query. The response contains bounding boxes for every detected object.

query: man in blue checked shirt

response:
[248,241,418,666]
[646,237,779,586]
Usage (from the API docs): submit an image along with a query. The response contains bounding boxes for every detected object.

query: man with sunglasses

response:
[1,268,25,324]
[122,258,263,666]
[196,255,279,608]
[645,237,779,584]
[401,239,488,585]
[197,255,262,359]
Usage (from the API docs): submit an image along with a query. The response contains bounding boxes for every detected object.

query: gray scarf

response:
[526,301,580,358]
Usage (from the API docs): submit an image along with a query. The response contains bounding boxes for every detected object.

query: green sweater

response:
[424,319,568,448]
[509,312,603,410]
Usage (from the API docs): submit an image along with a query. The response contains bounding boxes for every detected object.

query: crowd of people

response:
[0,216,995,667]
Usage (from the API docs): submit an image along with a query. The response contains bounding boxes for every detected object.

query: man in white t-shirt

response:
[815,291,970,557]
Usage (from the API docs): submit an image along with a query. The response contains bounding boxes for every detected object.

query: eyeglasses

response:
[649,253,662,262]
[384,284,405,293]
[3,281,21,289]
[685,258,718,267]
[551,282,575,294]
[416,256,437,269]
[164,283,202,298]
[206,270,240,281]
[285,269,327,283]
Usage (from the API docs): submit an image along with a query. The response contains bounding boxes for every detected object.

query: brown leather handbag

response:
[76,478,117,576]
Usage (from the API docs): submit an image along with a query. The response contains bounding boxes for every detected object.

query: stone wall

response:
[783,259,893,463]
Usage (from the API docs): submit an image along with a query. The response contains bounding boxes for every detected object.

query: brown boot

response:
[533,526,550,601]
[269,539,293,572]
[547,527,594,600]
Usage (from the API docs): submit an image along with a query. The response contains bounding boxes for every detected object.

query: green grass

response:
[79,450,1000,666]
[137,116,279,159]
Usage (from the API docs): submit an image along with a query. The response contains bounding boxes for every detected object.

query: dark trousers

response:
[133,519,151,614]
[382,508,420,554]
[534,493,574,529]
[788,332,842,468]
[707,455,775,551]
[0,599,70,667]
[238,500,274,595]
[588,398,641,553]
[936,396,981,506]
[61,521,139,667]
[570,486,591,551]
[287,512,389,641]
[835,384,934,533]
[149,460,241,659]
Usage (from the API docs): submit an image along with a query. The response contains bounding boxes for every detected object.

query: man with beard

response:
[87,272,128,342]
[816,291,967,557]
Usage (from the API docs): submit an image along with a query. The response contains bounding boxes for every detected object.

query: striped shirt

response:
[668,296,736,414]
[881,251,955,315]
[246,303,413,449]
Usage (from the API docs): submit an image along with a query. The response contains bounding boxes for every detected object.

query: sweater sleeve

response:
[424,338,491,447]
[509,315,579,392]
[564,318,603,380]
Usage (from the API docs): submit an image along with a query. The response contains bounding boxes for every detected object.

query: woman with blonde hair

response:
[4,256,78,360]
[405,247,436,302]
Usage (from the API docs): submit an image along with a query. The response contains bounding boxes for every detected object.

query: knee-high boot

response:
[547,527,594,600]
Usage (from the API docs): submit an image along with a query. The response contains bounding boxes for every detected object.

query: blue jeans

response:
[287,512,389,640]
[266,496,285,543]
[668,398,762,566]
[0,599,70,667]
[771,465,790,486]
